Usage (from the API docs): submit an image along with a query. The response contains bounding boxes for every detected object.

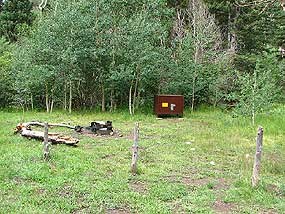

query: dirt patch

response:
[182,177,210,187]
[106,169,114,178]
[140,134,159,140]
[58,185,73,197]
[193,120,211,127]
[213,178,231,191]
[36,188,46,195]
[30,156,41,163]
[129,181,148,193]
[72,207,91,214]
[213,200,236,213]
[80,129,125,139]
[12,176,36,186]
[162,118,184,123]
[163,175,181,183]
[101,154,116,159]
[12,176,26,185]
[267,184,283,196]
[258,208,278,214]
[106,208,131,214]
[83,143,94,149]
[181,177,231,192]
[170,201,186,214]
[49,162,57,172]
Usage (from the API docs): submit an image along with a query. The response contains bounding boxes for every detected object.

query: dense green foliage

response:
[233,50,284,124]
[0,38,14,107]
[0,0,34,42]
[0,0,284,117]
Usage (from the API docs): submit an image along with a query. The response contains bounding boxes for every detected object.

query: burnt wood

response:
[75,121,113,135]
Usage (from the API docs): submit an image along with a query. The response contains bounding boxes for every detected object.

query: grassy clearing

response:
[0,107,284,213]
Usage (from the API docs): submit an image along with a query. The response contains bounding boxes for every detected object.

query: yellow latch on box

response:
[162,103,168,108]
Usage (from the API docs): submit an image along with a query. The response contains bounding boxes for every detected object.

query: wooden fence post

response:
[43,122,50,160]
[131,122,139,174]
[252,126,263,187]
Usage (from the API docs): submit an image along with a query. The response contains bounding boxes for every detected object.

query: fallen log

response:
[17,122,75,130]
[15,122,79,145]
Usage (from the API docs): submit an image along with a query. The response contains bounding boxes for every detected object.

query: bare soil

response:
[213,200,236,213]
[128,180,148,194]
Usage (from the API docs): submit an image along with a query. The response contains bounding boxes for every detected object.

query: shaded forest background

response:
[0,0,284,120]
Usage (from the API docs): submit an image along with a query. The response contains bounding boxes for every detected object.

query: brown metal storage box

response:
[154,95,184,117]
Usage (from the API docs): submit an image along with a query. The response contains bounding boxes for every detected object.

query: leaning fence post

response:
[252,126,263,187]
[43,122,50,160]
[131,122,139,175]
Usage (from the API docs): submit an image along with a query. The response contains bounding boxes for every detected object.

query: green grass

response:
[0,107,284,213]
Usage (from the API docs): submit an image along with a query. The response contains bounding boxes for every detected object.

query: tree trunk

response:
[132,74,139,115]
[129,83,133,115]
[31,94,34,110]
[110,89,114,112]
[281,0,285,11]
[45,85,49,113]
[252,126,263,187]
[50,89,54,113]
[191,75,196,112]
[69,80,72,113]
[64,81,67,111]
[101,84,105,112]
[192,46,199,112]
[252,70,257,125]
[228,5,239,52]
[24,98,28,112]
[214,89,218,107]
[50,98,54,114]
[191,1,197,113]
[252,109,255,126]
[136,89,141,109]
[39,0,48,12]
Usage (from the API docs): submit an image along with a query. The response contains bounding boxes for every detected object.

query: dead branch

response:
[18,122,75,130]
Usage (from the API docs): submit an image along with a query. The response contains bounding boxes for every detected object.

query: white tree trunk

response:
[69,80,72,114]
[101,84,105,112]
[252,69,257,125]
[132,75,139,115]
[39,0,48,12]
[45,85,49,113]
[64,81,67,111]
[129,84,133,115]
[228,6,239,53]
[31,94,34,110]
